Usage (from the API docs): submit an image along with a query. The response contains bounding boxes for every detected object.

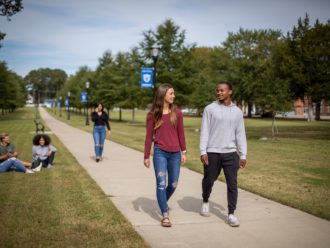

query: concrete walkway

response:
[39,108,330,248]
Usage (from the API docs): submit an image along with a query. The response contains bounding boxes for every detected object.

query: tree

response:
[282,14,330,121]
[25,68,67,103]
[254,41,292,137]
[139,19,195,106]
[0,0,23,48]
[0,62,26,114]
[223,28,282,117]
[0,32,5,49]
[187,47,231,114]
[95,47,151,121]
[0,0,23,20]
[113,49,149,121]
[0,62,10,113]
[94,51,121,113]
[58,66,94,112]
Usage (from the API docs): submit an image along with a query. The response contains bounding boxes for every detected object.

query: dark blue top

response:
[91,111,111,130]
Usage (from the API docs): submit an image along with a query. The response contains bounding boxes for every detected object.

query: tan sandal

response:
[161,217,172,227]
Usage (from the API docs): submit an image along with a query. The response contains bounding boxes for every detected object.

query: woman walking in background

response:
[144,83,187,227]
[91,102,111,162]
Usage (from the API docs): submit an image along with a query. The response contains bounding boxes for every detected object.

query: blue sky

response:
[0,0,329,77]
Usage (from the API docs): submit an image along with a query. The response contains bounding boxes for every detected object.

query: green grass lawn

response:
[49,107,330,220]
[0,108,149,247]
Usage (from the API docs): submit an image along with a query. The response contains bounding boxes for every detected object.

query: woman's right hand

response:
[144,159,150,168]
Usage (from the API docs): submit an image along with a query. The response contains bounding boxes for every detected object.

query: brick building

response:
[294,97,330,116]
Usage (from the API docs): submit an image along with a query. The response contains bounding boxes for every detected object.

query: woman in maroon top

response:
[144,83,187,227]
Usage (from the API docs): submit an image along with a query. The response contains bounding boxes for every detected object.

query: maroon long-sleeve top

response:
[144,108,186,159]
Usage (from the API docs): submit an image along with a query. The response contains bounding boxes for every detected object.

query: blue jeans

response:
[153,145,181,216]
[0,158,26,173]
[93,125,106,157]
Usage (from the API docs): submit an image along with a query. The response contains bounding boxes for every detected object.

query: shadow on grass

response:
[177,196,227,222]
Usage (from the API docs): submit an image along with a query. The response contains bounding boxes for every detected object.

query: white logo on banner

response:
[143,74,151,83]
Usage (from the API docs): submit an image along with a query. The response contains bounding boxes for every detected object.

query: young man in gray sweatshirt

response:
[200,82,247,227]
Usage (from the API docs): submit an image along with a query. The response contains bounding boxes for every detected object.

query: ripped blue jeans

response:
[93,125,106,157]
[153,145,181,217]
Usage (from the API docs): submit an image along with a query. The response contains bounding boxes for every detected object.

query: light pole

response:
[67,91,71,120]
[54,97,57,115]
[85,81,90,126]
[59,96,62,117]
[151,43,159,98]
[35,89,38,119]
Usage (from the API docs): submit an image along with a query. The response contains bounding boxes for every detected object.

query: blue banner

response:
[64,98,69,106]
[81,92,88,103]
[140,68,153,88]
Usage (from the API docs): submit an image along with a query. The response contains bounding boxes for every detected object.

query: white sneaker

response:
[25,169,35,174]
[228,214,240,227]
[200,202,210,217]
[32,162,42,172]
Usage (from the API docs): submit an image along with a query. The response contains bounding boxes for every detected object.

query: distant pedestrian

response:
[199,82,247,227]
[144,83,187,227]
[31,134,57,171]
[91,102,111,162]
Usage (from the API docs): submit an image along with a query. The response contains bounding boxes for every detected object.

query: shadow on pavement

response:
[177,196,227,221]
[132,197,160,222]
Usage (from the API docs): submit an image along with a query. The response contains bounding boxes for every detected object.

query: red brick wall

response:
[294,98,305,116]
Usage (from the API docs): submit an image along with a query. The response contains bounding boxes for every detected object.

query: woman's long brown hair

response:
[148,83,177,129]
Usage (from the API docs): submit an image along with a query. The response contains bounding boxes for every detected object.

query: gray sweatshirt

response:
[32,145,57,161]
[200,101,247,159]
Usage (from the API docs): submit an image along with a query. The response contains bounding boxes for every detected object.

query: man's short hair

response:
[217,81,233,90]
[0,133,8,142]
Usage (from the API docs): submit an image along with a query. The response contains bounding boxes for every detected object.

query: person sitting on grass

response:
[31,134,57,171]
[0,133,34,174]
[0,133,33,168]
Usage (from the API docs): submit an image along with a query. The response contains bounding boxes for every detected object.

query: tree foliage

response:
[139,19,195,106]
[223,28,287,117]
[0,0,23,19]
[0,0,23,48]
[58,66,94,109]
[0,62,26,113]
[280,14,330,120]
[25,68,67,102]
[15,16,330,122]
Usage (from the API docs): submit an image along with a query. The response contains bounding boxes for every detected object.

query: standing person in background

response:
[199,82,247,227]
[144,83,187,227]
[91,102,111,162]
[31,134,57,171]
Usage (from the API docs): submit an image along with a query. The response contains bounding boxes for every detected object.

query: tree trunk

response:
[119,107,122,121]
[132,108,135,122]
[271,112,278,139]
[247,102,253,118]
[315,101,321,121]
[307,96,314,122]
[107,106,111,120]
